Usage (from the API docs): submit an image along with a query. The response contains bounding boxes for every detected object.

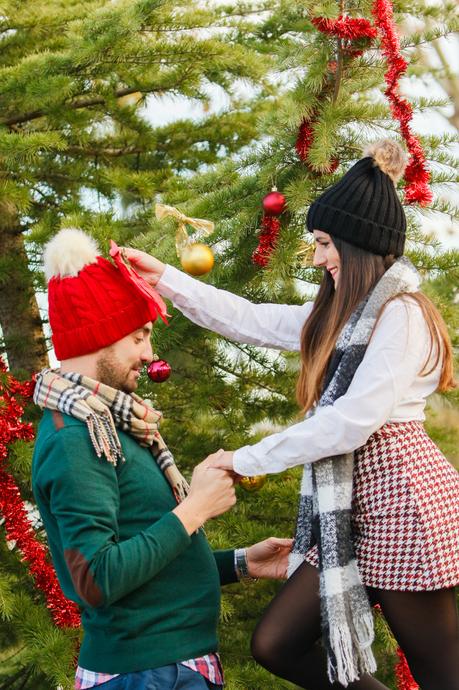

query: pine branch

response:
[2,87,155,127]
[181,345,287,397]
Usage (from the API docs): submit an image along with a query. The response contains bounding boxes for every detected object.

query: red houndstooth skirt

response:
[305,421,459,590]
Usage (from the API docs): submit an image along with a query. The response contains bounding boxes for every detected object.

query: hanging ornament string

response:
[155,203,215,256]
[371,0,433,206]
[155,203,215,276]
[0,360,81,629]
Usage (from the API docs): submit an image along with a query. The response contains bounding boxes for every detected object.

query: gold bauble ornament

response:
[239,475,267,492]
[180,243,214,276]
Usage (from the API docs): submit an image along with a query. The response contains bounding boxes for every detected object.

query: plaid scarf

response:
[287,257,420,686]
[33,369,190,503]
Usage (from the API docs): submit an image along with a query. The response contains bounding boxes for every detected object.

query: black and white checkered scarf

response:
[287,257,420,686]
[33,370,190,503]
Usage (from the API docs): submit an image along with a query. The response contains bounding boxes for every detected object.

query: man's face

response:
[96,323,154,393]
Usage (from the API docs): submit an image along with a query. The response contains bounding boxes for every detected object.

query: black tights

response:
[251,562,459,690]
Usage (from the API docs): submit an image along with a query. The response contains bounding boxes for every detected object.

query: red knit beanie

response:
[44,228,167,360]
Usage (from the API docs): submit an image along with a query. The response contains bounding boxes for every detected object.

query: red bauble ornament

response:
[262,187,286,216]
[147,358,172,383]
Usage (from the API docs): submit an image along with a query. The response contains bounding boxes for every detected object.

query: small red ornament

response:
[262,187,286,216]
[147,358,172,383]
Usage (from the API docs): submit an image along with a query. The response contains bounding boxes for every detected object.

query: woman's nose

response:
[313,248,325,267]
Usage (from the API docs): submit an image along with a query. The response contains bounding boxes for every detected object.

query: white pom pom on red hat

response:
[44,228,100,281]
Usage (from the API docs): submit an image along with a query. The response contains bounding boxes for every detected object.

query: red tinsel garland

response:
[373,606,419,690]
[395,648,419,690]
[0,360,81,628]
[312,16,377,42]
[297,15,376,170]
[296,117,340,172]
[371,0,433,206]
[299,5,432,206]
[296,117,316,164]
[252,215,282,267]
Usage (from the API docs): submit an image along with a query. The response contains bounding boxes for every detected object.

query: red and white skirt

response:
[305,421,459,591]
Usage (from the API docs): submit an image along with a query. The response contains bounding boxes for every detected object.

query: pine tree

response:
[1,1,458,689]
[0,0,273,374]
[0,1,277,687]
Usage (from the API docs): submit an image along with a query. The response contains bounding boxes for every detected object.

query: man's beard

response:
[96,349,139,393]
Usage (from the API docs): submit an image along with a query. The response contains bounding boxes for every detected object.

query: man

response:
[32,228,291,690]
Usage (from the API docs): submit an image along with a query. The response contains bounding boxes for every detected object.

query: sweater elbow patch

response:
[64,549,104,607]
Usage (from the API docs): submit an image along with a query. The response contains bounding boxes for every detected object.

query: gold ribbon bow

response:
[155,203,215,257]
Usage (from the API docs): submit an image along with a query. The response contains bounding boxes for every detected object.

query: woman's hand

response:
[246,537,293,580]
[206,450,235,472]
[121,247,166,286]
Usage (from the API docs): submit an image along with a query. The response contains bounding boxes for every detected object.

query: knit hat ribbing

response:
[45,229,167,360]
[306,140,407,257]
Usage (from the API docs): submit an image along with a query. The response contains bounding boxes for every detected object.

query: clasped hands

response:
[202,450,292,580]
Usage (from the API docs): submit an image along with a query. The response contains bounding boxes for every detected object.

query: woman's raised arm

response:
[123,248,312,351]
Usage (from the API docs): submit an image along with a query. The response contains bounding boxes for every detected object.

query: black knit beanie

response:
[306,140,408,257]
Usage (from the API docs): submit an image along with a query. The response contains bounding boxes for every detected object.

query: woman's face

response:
[313,230,341,286]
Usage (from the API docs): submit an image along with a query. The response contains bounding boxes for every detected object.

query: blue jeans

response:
[96,664,222,690]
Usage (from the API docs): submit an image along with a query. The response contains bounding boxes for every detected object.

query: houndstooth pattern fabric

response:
[305,421,459,590]
[288,258,420,686]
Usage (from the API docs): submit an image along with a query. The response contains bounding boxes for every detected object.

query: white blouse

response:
[157,265,441,477]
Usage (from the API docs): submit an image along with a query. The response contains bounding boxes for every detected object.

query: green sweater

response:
[32,409,237,674]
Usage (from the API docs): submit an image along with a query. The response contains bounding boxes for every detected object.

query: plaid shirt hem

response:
[75,653,223,689]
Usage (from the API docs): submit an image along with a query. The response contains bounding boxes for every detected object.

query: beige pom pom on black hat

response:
[306,139,408,257]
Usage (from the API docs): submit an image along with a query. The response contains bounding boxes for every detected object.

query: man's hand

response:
[246,537,293,580]
[121,247,166,286]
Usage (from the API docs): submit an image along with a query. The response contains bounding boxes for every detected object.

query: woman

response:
[123,140,459,690]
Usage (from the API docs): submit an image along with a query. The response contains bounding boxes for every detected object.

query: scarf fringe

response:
[164,466,190,503]
[87,413,122,466]
[328,614,377,686]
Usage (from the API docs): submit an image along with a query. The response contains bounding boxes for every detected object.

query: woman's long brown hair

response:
[296,237,456,413]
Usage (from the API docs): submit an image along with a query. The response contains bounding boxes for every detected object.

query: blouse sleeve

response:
[157,265,313,351]
[233,298,437,475]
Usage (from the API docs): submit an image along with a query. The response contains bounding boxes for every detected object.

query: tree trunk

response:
[0,228,49,377]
